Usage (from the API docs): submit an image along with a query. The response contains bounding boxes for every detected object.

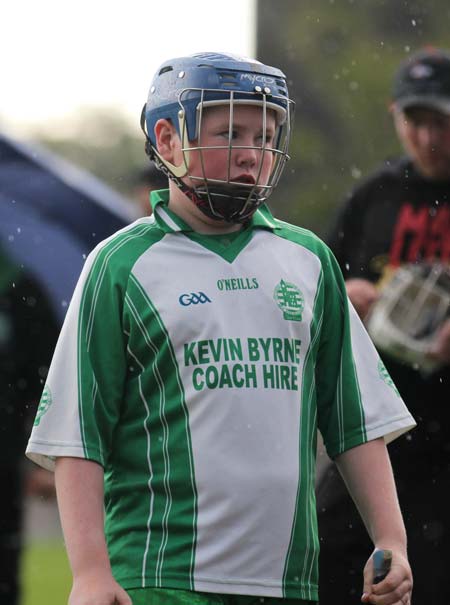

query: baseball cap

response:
[392,48,450,115]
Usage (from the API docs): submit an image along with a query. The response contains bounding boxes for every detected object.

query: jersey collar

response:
[151,189,279,233]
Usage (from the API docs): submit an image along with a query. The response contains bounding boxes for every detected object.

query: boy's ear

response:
[154,119,180,163]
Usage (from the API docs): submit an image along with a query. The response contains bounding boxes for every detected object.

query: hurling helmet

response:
[366,263,450,374]
[141,52,294,223]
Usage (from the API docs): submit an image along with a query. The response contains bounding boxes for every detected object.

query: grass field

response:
[21,541,71,605]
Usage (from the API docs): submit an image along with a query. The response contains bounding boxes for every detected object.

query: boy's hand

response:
[69,569,132,605]
[361,549,412,604]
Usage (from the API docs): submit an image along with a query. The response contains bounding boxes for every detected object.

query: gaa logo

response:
[179,292,212,306]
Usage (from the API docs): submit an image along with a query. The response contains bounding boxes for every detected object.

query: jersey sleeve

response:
[26,244,128,471]
[315,246,415,460]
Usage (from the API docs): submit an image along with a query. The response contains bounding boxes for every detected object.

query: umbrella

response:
[0,133,137,323]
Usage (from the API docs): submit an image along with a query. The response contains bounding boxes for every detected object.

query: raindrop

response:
[38,365,49,378]
[8,235,14,242]
[61,300,68,308]
[345,263,350,271]
[17,378,28,390]
[427,420,440,433]
[411,19,416,26]
[17,227,21,234]
[82,253,87,260]
[351,166,362,179]
[423,520,444,541]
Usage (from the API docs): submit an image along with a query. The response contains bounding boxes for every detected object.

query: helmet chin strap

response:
[189,182,264,223]
[152,155,263,224]
[176,177,264,224]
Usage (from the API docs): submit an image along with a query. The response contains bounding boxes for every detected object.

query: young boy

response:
[26,53,414,605]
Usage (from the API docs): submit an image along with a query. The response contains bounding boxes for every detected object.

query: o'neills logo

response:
[217,277,259,291]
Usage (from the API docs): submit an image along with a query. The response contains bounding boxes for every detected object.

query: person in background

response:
[129,164,168,216]
[317,47,450,604]
[0,246,59,605]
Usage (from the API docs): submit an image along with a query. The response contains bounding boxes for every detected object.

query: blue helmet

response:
[141,52,294,223]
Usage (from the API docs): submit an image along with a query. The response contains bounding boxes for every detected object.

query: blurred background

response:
[2,1,450,603]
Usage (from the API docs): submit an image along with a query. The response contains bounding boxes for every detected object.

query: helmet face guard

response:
[366,263,450,374]
[141,53,294,223]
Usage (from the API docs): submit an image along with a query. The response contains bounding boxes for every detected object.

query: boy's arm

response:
[335,438,413,604]
[55,457,131,605]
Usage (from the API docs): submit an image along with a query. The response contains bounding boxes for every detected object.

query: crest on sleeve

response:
[34,385,53,426]
[377,360,400,397]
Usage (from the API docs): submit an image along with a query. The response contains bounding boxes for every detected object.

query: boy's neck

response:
[167,187,244,235]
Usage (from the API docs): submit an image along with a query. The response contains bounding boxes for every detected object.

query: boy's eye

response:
[257,133,275,144]
[213,129,275,144]
[217,130,236,139]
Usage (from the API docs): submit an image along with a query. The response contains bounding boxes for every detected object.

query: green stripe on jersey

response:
[76,222,162,462]
[120,274,197,589]
[75,219,197,589]
[326,261,367,454]
[282,265,323,601]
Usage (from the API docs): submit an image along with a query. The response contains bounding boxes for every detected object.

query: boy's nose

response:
[235,146,258,169]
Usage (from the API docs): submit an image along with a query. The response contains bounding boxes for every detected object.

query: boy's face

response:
[393,105,450,180]
[184,104,277,190]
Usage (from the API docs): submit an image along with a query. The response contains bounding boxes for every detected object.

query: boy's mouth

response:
[232,174,256,185]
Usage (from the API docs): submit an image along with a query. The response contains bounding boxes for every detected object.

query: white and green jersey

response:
[26,190,415,601]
